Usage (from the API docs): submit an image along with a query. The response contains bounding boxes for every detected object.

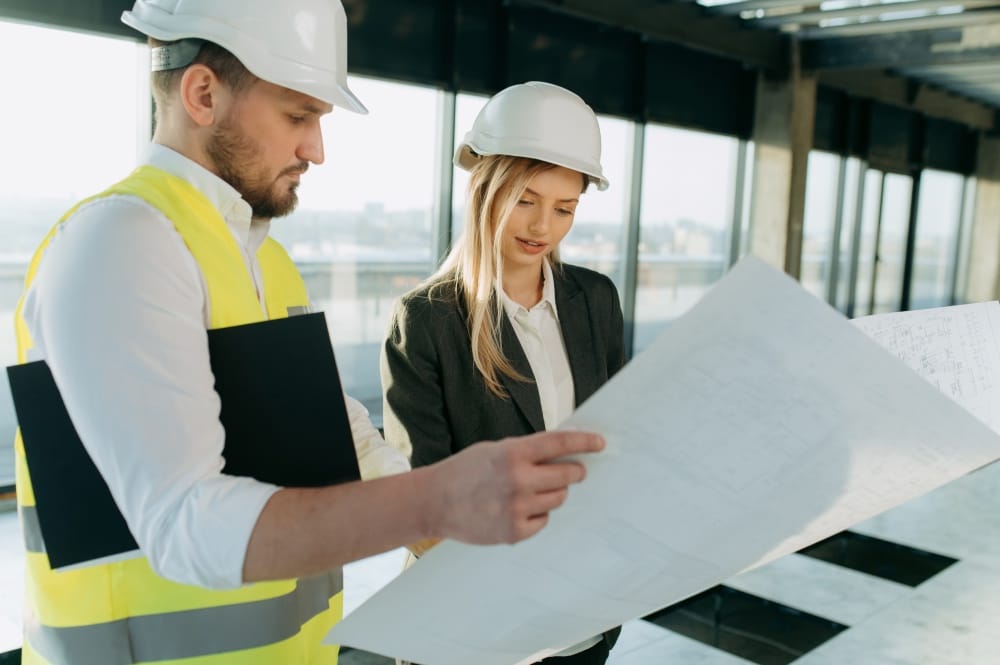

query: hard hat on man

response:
[122,0,367,113]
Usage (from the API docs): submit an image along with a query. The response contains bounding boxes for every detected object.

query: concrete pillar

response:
[963,134,1000,302]
[747,49,817,278]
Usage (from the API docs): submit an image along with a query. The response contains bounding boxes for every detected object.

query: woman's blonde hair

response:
[427,155,584,397]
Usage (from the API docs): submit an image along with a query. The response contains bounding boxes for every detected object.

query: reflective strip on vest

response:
[20,504,45,553]
[26,571,342,665]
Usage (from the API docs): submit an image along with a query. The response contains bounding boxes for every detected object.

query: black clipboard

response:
[7,312,361,569]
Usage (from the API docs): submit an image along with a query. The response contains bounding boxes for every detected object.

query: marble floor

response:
[3,458,1000,664]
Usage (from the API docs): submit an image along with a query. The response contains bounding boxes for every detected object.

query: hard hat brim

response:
[122,9,369,114]
[454,144,610,192]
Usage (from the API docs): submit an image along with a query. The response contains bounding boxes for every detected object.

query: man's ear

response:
[178,64,224,127]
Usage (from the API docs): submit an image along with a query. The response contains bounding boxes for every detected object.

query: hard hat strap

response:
[151,39,204,72]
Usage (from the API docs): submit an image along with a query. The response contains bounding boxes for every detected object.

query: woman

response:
[381,81,624,664]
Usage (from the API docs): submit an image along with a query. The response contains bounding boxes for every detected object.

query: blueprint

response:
[326,257,1000,665]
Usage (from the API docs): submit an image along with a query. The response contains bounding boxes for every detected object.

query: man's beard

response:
[206,118,307,219]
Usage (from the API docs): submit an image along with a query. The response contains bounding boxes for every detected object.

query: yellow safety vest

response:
[14,165,343,665]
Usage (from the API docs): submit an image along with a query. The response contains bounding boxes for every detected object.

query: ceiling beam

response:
[796,9,1000,39]
[750,0,997,29]
[803,24,1000,69]
[819,69,997,128]
[705,0,822,16]
[507,0,789,72]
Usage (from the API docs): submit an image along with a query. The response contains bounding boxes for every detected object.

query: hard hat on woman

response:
[122,0,367,113]
[455,81,609,191]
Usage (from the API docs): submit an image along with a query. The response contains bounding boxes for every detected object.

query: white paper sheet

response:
[326,256,1000,665]
[853,301,1000,432]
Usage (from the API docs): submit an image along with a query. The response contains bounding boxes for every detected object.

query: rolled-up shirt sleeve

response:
[345,394,410,479]
[22,196,279,589]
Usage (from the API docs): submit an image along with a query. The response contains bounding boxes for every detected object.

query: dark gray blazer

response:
[381,263,626,468]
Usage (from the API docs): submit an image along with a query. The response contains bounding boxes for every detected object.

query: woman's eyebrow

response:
[524,187,579,203]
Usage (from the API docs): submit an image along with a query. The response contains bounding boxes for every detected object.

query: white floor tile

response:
[607,622,754,665]
[796,559,1000,665]
[725,551,910,626]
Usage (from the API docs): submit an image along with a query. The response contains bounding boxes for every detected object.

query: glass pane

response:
[833,158,862,312]
[0,20,150,487]
[800,151,842,301]
[953,178,977,304]
[910,170,964,310]
[853,169,884,317]
[271,76,439,423]
[451,93,489,241]
[634,125,739,353]
[559,116,632,292]
[872,173,913,314]
[735,141,756,262]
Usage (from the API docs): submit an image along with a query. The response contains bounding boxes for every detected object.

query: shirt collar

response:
[499,259,560,320]
[144,144,270,252]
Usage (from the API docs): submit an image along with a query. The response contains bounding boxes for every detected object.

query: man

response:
[13,1,604,663]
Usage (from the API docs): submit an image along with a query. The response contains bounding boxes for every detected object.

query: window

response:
[852,170,913,316]
[734,141,756,263]
[910,169,965,310]
[559,116,632,293]
[0,18,150,651]
[873,173,913,314]
[800,151,842,300]
[270,76,440,424]
[0,20,150,487]
[852,168,884,317]
[952,178,978,304]
[451,92,489,242]
[633,125,742,353]
[833,158,862,312]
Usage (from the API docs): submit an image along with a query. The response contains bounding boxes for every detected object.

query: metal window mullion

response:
[729,140,749,268]
[826,155,849,306]
[845,161,869,318]
[900,170,922,311]
[949,176,975,305]
[867,172,887,316]
[621,122,645,361]
[432,90,456,266]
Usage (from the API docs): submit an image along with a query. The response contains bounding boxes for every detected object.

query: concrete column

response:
[747,49,817,278]
[963,134,1000,302]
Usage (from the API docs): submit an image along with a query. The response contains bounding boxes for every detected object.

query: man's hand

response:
[424,430,604,545]
[243,430,603,582]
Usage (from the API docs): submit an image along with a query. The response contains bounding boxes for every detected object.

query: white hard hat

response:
[455,81,608,191]
[122,0,367,113]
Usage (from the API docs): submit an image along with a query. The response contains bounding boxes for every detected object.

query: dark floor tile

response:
[798,530,957,586]
[643,586,847,665]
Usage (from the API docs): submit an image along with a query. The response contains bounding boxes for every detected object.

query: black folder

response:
[7,312,361,569]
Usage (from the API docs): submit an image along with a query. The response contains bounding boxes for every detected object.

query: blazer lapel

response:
[497,313,546,432]
[555,269,601,406]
